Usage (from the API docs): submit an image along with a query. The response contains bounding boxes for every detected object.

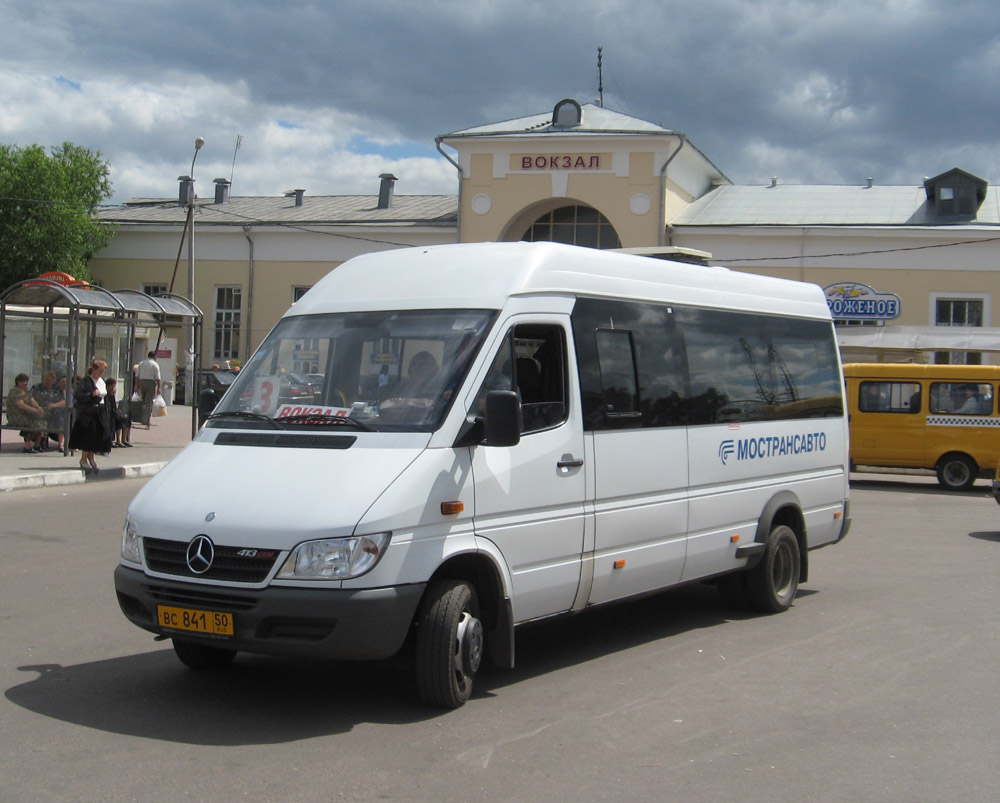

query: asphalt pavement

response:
[0,404,196,492]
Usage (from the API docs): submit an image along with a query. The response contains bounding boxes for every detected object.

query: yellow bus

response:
[844,363,1000,490]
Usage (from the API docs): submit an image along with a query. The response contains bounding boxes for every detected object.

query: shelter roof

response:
[1,280,201,322]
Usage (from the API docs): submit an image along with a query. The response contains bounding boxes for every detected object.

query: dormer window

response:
[552,99,582,129]
[924,168,987,221]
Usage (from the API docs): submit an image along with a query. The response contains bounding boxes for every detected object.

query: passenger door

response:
[470,318,586,623]
[852,379,925,466]
[582,326,688,604]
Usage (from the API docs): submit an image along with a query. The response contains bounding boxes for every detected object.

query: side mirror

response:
[484,390,521,447]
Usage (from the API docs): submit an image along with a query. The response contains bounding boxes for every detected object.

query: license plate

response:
[157,605,234,637]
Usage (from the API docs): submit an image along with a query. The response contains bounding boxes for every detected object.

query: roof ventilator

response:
[378,173,397,209]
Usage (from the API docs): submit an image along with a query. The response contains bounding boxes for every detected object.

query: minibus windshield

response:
[210,309,496,432]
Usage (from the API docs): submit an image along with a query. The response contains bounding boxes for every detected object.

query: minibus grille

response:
[144,583,259,611]
[213,432,357,449]
[143,537,281,583]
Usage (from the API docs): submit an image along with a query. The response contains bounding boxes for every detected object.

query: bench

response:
[1,405,70,449]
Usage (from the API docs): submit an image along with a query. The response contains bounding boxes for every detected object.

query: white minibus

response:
[114,242,851,708]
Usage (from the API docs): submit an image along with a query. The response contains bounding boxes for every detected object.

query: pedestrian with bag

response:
[69,360,112,474]
[137,351,161,406]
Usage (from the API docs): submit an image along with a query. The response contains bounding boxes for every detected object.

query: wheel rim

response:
[943,460,970,487]
[453,610,483,692]
[772,540,796,599]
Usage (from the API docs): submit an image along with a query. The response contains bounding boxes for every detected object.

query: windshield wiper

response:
[277,413,375,432]
[206,410,283,429]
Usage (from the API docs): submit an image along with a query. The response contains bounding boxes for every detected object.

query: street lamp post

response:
[184,136,204,406]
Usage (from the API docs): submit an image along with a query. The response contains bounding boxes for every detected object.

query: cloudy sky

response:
[3,0,999,205]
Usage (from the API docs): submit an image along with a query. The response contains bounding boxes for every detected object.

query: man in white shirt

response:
[137,351,161,405]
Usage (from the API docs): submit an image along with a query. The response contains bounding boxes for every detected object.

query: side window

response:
[859,381,922,413]
[595,329,640,419]
[929,382,994,415]
[475,324,568,434]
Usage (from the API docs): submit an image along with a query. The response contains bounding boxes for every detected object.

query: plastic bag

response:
[152,393,167,416]
[131,391,141,402]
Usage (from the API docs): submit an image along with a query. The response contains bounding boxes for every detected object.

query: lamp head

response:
[194,136,205,150]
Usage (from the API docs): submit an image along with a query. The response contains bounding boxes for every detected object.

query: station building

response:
[90,98,1000,374]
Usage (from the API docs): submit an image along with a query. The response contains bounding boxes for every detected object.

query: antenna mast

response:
[597,46,604,107]
[229,134,243,186]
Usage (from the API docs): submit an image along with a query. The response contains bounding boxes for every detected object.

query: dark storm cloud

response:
[4,0,1000,199]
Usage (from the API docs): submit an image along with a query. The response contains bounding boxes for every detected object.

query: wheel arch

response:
[755,491,809,583]
[934,450,978,472]
[421,549,515,669]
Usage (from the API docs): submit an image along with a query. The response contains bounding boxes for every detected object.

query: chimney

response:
[378,173,398,209]
[866,177,874,188]
[285,188,305,207]
[769,177,778,188]
[214,178,231,204]
[178,175,194,205]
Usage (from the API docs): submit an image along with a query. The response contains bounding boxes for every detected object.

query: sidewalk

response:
[0,405,197,492]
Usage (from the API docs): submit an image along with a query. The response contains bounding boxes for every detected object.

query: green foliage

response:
[0,142,115,291]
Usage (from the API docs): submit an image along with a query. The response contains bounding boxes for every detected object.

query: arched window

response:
[521,205,621,250]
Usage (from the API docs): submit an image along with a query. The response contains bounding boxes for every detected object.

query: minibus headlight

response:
[121,517,141,564]
[277,533,391,580]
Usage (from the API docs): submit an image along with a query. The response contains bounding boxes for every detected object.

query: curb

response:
[0,462,169,493]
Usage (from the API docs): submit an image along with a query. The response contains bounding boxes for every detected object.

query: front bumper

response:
[114,565,425,660]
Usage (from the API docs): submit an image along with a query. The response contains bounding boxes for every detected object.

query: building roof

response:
[97,194,458,227]
[440,99,730,185]
[672,183,1000,227]
[442,101,677,137]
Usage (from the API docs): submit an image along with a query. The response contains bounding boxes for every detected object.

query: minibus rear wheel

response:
[415,579,483,709]
[745,525,800,613]
[936,453,977,491]
[171,638,237,670]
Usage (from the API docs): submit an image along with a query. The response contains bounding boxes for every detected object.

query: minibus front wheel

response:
[415,579,483,709]
[936,453,977,491]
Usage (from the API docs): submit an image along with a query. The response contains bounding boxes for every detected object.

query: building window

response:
[522,205,621,250]
[934,296,985,365]
[142,283,168,296]
[213,286,242,362]
[292,286,312,303]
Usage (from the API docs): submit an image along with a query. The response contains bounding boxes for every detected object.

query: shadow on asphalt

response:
[6,581,778,743]
[850,476,993,498]
[969,531,1000,543]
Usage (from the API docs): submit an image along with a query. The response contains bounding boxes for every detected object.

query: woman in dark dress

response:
[69,360,112,474]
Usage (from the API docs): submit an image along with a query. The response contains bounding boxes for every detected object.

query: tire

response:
[745,525,800,613]
[718,572,749,609]
[415,579,483,709]
[172,638,237,670]
[936,453,977,491]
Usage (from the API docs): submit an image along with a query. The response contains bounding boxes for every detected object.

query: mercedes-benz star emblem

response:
[186,535,215,574]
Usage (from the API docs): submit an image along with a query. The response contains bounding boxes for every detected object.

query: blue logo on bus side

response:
[719,433,827,465]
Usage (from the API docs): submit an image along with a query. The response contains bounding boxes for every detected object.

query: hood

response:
[127,433,429,548]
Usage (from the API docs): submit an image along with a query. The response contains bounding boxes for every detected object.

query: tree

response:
[0,142,114,291]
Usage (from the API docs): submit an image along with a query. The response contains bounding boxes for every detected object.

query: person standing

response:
[137,351,161,406]
[70,360,112,474]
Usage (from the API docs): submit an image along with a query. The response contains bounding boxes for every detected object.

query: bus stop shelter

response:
[1,277,203,451]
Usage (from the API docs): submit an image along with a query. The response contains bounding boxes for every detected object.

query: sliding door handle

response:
[557,457,584,469]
